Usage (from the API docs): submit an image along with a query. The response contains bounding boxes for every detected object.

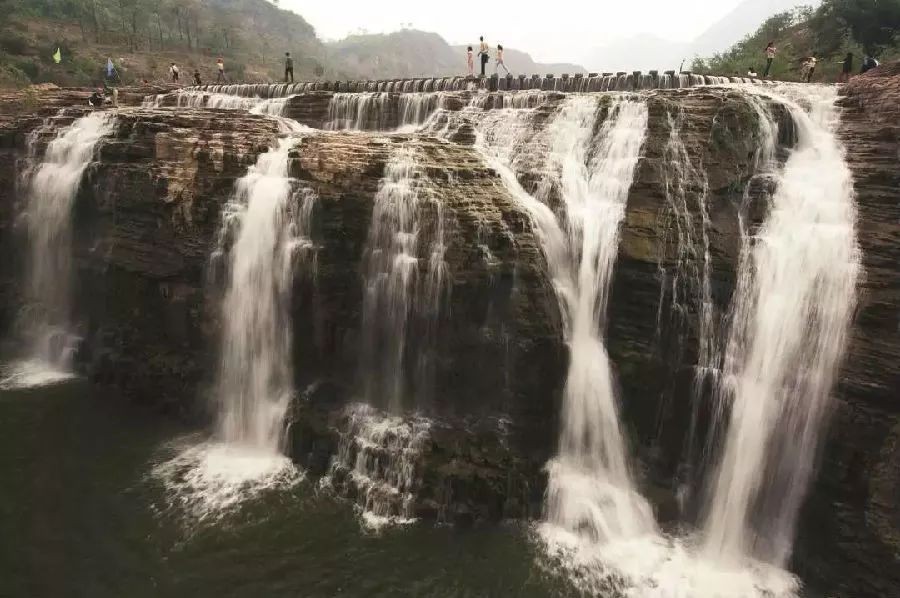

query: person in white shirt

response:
[467,46,474,76]
[169,63,179,83]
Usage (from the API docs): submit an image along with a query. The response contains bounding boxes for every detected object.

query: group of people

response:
[754,41,880,83]
[467,37,509,77]
[167,57,229,86]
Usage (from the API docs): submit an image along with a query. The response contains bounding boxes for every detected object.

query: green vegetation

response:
[692,0,900,81]
[0,0,332,87]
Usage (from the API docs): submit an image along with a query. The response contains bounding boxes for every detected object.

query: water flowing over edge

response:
[468,89,811,597]
[2,112,115,390]
[152,134,316,520]
[701,84,861,567]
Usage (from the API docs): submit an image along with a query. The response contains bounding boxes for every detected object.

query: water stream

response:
[153,135,316,521]
[2,112,115,389]
[702,84,860,567]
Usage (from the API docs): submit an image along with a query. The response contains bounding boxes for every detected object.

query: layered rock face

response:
[1,76,899,595]
[795,67,900,596]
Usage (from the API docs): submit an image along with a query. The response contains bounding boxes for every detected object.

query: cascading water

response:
[359,145,446,414]
[214,137,315,450]
[152,135,315,521]
[325,93,391,131]
[324,403,431,529]
[702,84,860,567]
[325,93,448,131]
[2,112,114,389]
[538,98,658,544]
[474,95,656,547]
[153,90,293,115]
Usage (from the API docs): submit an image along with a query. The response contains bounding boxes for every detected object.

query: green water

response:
[0,379,572,598]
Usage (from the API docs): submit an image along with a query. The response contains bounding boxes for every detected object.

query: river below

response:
[0,377,574,598]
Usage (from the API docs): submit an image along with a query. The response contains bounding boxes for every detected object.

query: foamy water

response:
[151,438,301,522]
[536,525,799,598]
[0,359,76,390]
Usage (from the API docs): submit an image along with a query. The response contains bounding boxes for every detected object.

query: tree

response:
[815,0,900,55]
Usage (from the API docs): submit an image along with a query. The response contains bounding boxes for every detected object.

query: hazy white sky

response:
[282,0,748,63]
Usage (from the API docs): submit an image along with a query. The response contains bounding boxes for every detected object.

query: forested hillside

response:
[0,0,333,86]
[692,0,900,80]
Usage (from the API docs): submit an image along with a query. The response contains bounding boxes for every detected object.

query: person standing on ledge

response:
[284,52,294,83]
[763,41,776,77]
[837,52,853,82]
[478,36,490,77]
[169,62,179,83]
[216,57,227,83]
[194,69,202,86]
[467,46,474,77]
[496,44,510,75]
[803,56,817,82]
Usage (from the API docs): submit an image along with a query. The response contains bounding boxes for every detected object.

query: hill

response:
[0,0,334,87]
[326,29,585,79]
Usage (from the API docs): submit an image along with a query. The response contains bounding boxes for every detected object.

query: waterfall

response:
[3,112,115,388]
[152,136,313,521]
[214,137,316,451]
[702,85,860,566]
[359,145,446,414]
[474,95,656,546]
[540,97,657,543]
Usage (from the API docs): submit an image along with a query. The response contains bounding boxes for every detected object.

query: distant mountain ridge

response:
[326,29,586,78]
[582,0,812,72]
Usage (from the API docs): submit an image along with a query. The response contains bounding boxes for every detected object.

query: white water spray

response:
[702,84,860,566]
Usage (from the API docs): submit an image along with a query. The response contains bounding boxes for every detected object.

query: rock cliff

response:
[1,75,898,595]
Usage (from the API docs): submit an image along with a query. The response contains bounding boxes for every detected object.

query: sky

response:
[282,0,751,63]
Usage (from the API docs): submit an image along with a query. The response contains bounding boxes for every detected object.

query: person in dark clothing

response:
[194,70,202,86]
[838,53,853,82]
[478,36,489,77]
[284,52,294,83]
[861,55,879,74]
[88,88,105,108]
